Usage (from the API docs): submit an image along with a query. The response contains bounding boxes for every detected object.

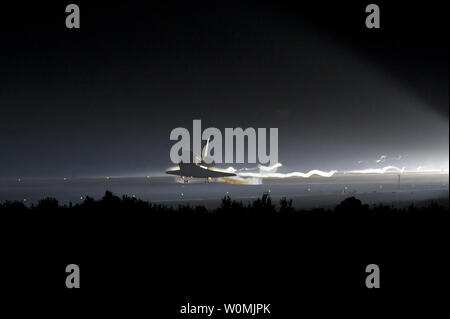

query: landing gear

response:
[182,176,194,184]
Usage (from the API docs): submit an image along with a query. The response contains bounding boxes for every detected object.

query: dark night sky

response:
[0,1,448,177]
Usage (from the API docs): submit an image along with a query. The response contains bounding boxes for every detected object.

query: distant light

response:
[17,178,22,182]
[181,193,184,197]
[132,194,136,198]
[268,189,271,193]
[80,196,83,200]
[146,176,150,179]
[106,176,110,180]
[23,198,27,202]
[63,177,69,181]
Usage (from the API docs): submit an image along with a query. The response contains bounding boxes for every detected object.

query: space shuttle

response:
[166,138,236,183]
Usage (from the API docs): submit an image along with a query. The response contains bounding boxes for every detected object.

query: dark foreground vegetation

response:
[2,191,449,304]
[1,190,448,216]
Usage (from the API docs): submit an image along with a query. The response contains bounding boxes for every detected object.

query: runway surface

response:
[1,172,448,209]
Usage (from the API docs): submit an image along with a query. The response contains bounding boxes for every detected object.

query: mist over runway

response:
[1,172,447,209]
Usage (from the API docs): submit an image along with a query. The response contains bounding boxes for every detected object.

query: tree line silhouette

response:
[0,190,447,216]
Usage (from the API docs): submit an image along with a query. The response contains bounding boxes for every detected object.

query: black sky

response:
[0,1,448,177]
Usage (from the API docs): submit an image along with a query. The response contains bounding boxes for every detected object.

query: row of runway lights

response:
[16,176,418,203]
[17,176,151,182]
[15,176,347,203]
[17,176,147,203]
[22,194,139,203]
